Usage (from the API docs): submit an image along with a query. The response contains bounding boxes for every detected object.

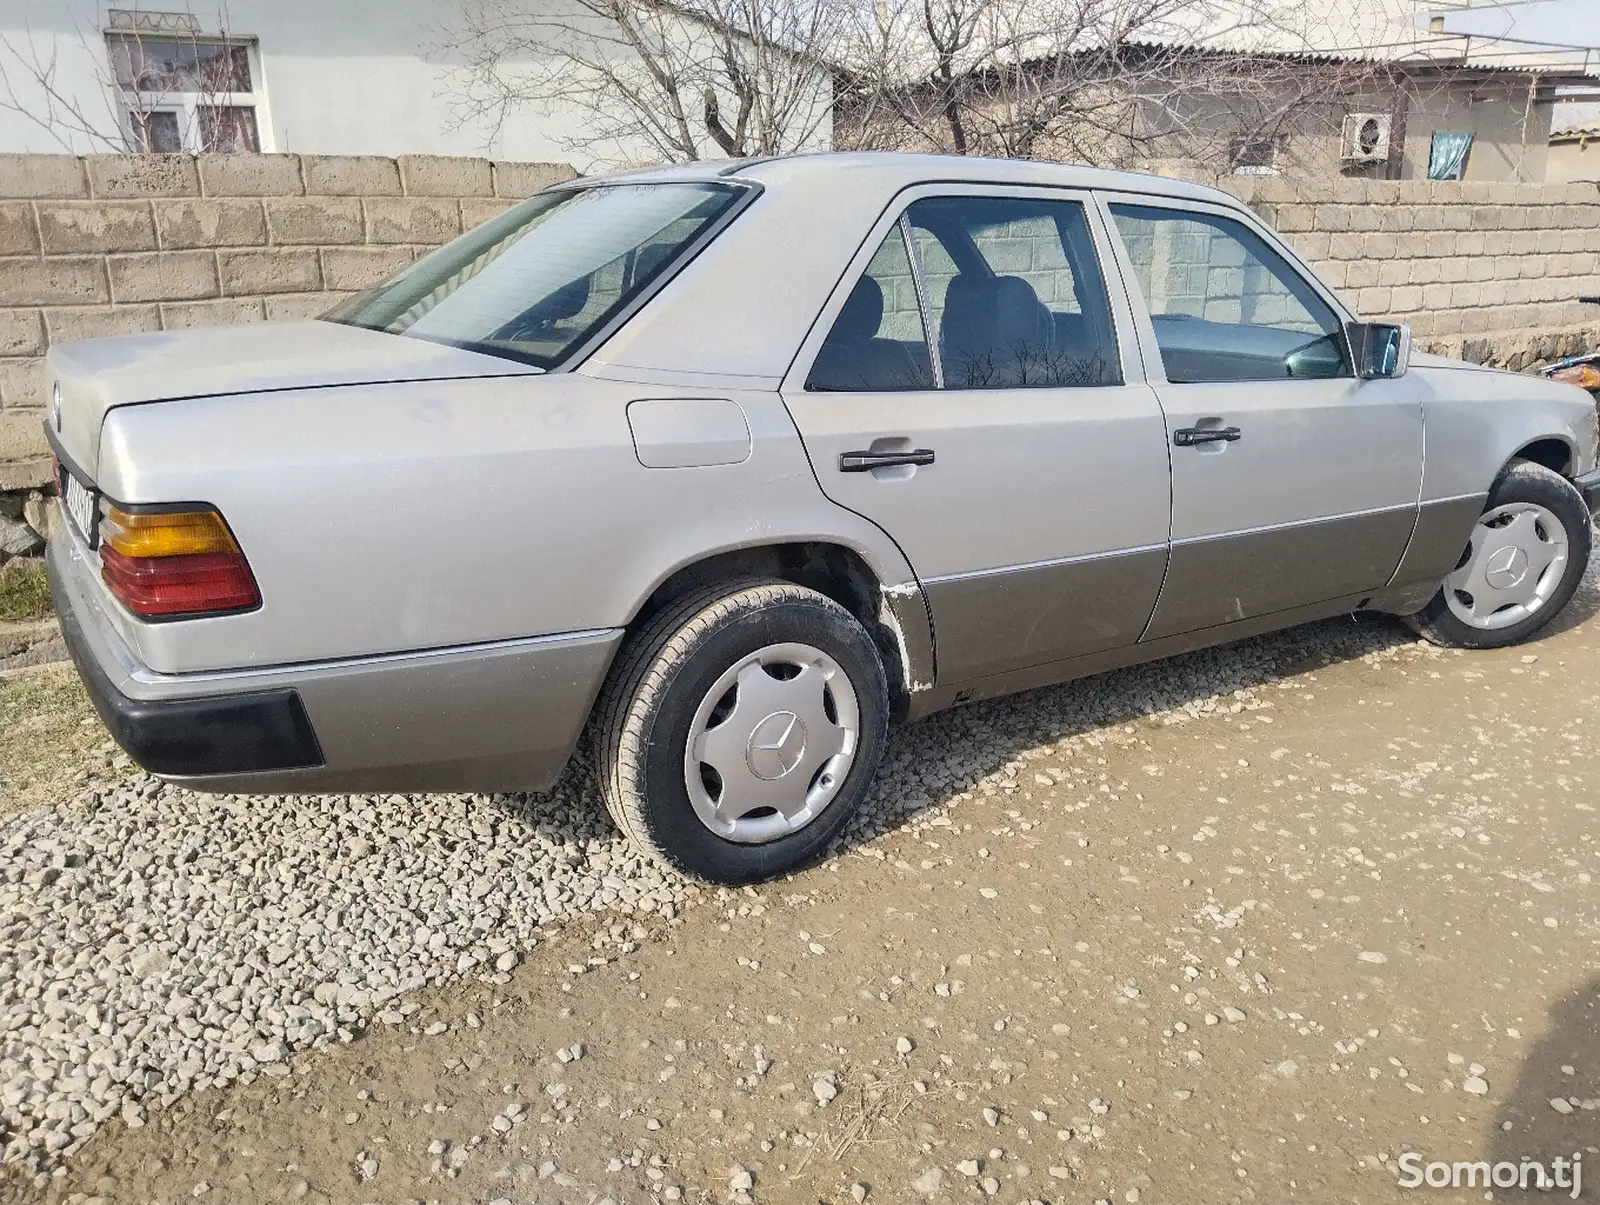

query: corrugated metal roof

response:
[1551,121,1600,140]
[1135,0,1599,78]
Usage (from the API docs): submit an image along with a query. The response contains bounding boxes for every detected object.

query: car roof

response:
[571,150,1239,209]
[578,151,1253,389]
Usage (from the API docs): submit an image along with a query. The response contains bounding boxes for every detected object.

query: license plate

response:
[63,471,98,547]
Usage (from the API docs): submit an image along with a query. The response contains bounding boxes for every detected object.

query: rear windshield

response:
[321,182,745,368]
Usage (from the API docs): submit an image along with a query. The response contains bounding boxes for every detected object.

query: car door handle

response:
[1173,426,1241,447]
[839,448,936,472]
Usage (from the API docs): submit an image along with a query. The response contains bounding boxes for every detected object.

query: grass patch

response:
[0,557,52,622]
[0,665,125,821]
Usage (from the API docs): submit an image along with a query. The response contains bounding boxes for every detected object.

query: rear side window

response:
[806,223,936,392]
[322,183,745,368]
[1107,203,1350,383]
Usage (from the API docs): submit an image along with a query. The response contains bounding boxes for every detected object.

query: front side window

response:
[908,196,1120,389]
[323,183,745,368]
[807,194,1121,392]
[1108,203,1350,383]
[108,34,262,153]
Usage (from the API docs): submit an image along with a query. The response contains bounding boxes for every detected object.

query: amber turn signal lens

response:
[100,506,240,559]
[98,506,260,619]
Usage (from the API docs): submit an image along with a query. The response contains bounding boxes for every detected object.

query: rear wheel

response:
[594,580,889,883]
[1407,460,1592,649]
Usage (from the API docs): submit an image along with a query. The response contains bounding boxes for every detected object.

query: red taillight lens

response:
[98,506,260,618]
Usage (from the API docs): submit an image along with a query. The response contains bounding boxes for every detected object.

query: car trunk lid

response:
[46,320,540,481]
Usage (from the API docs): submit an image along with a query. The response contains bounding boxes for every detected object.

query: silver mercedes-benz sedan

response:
[43,152,1600,882]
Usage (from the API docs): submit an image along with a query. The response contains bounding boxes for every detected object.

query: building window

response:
[1229,136,1280,176]
[1428,131,1473,181]
[106,26,263,153]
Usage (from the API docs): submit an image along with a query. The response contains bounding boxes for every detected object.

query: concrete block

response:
[1288,231,1330,261]
[320,246,412,291]
[198,154,304,197]
[0,154,88,198]
[86,155,200,198]
[264,197,364,245]
[0,358,44,410]
[217,248,321,295]
[302,155,403,197]
[400,154,492,197]
[154,198,267,248]
[1388,284,1423,312]
[1423,231,1457,258]
[159,297,267,328]
[0,202,38,254]
[1363,232,1399,260]
[364,197,461,244]
[0,309,44,357]
[36,200,157,253]
[0,455,52,490]
[1357,286,1392,314]
[44,304,161,343]
[265,292,342,321]
[1328,232,1364,260]
[108,251,219,302]
[461,199,519,230]
[1407,259,1441,285]
[1313,204,1351,232]
[0,257,109,306]
[492,161,578,198]
[1376,259,1410,287]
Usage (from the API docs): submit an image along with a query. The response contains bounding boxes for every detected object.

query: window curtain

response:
[1429,131,1474,181]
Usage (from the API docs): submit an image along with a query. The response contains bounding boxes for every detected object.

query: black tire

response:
[593,580,889,883]
[1406,459,1592,649]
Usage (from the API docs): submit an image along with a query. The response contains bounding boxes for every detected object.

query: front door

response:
[1100,195,1425,640]
[781,187,1172,685]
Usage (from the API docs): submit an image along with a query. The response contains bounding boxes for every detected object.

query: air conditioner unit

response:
[1341,113,1392,162]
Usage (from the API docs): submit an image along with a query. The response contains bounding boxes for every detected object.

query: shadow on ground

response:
[1491,975,1600,1200]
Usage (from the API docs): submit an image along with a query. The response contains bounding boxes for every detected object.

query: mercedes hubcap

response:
[1445,501,1568,631]
[684,642,860,845]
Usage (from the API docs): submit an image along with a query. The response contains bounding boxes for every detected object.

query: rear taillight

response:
[98,506,260,618]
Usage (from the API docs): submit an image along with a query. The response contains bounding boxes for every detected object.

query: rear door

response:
[1098,194,1425,640]
[780,186,1172,686]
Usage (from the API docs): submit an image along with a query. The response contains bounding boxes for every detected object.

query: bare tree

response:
[438,0,847,166]
[835,0,1447,182]
[0,4,257,154]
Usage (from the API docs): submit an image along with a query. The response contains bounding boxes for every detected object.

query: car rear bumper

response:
[47,535,622,794]
[1576,466,1600,516]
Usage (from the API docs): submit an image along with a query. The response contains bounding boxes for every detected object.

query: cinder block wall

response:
[0,152,575,500]
[2,157,1599,508]
[1217,176,1600,367]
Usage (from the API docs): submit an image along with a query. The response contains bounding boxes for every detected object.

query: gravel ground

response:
[1,566,1596,1201]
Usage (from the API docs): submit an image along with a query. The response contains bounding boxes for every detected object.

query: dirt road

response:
[12,586,1600,1205]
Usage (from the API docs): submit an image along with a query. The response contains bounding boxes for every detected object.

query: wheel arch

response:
[623,541,936,721]
[1507,437,1575,478]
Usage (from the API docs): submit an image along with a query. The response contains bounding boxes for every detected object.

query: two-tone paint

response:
[41,152,1600,795]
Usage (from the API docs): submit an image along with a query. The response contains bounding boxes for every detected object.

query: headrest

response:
[943,274,1053,352]
[832,274,885,342]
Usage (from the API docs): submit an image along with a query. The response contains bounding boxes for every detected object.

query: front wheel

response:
[1407,460,1592,649]
[594,580,889,883]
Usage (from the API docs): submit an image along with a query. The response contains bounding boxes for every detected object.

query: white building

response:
[0,0,832,170]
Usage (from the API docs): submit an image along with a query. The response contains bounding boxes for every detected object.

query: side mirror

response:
[1348,321,1411,379]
